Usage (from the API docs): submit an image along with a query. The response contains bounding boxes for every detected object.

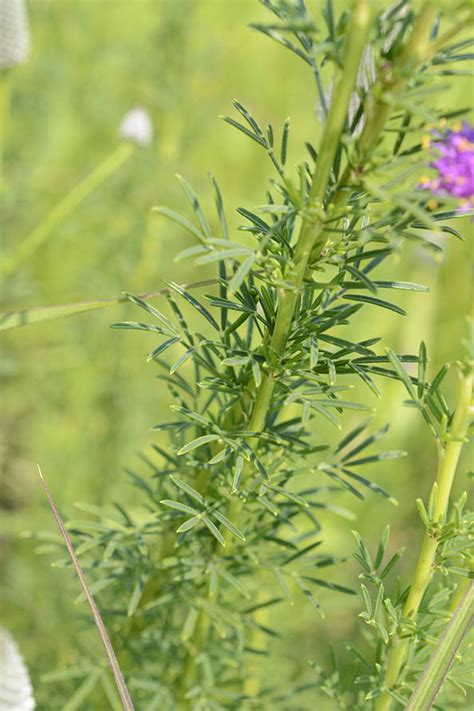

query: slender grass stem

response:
[375,369,473,711]
[1,142,135,281]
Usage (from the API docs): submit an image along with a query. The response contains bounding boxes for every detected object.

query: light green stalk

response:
[174,5,374,701]
[405,581,473,711]
[375,369,473,711]
[246,0,373,438]
[244,1,440,445]
[232,0,374,698]
[218,2,446,699]
[1,142,134,281]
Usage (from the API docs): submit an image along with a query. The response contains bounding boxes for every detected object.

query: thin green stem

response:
[310,2,441,263]
[216,2,373,699]
[247,1,445,438]
[246,0,443,459]
[173,11,374,699]
[405,581,474,711]
[448,574,471,613]
[246,0,373,441]
[358,4,437,160]
[375,369,473,711]
[1,142,135,281]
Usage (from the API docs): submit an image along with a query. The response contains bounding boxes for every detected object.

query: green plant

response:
[7,1,473,709]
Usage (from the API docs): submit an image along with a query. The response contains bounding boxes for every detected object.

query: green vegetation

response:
[1,1,472,709]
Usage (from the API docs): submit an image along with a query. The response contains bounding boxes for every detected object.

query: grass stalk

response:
[38,466,135,710]
[1,142,134,281]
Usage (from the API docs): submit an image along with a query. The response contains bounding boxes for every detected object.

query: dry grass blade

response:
[37,465,134,711]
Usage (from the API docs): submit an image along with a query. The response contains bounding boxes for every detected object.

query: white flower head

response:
[0,0,31,68]
[0,627,36,710]
[119,106,153,147]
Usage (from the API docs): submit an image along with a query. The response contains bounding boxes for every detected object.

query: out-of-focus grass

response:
[0,1,471,708]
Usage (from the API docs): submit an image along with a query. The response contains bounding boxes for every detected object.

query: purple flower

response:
[419,122,474,211]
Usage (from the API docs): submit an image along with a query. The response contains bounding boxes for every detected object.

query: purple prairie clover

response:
[419,122,474,212]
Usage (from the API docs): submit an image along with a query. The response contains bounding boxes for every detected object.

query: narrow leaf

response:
[160,500,199,516]
[386,348,417,399]
[152,206,206,243]
[181,607,200,642]
[176,516,201,534]
[165,281,220,331]
[146,336,180,362]
[229,255,256,294]
[176,174,212,239]
[202,517,226,547]
[169,348,194,375]
[213,510,246,541]
[123,292,176,334]
[170,476,206,506]
[177,435,220,456]
[343,294,406,316]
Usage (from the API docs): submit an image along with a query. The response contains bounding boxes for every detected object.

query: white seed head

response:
[119,106,153,146]
[0,628,36,710]
[0,0,31,68]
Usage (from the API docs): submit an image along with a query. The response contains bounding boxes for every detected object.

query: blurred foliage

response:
[0,1,472,709]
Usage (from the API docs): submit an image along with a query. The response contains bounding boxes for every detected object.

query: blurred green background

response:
[1,1,472,708]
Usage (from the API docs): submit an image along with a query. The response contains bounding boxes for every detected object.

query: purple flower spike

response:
[419,121,474,212]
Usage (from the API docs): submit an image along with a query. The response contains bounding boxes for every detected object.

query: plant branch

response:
[375,368,473,711]
[405,581,474,711]
[246,0,373,439]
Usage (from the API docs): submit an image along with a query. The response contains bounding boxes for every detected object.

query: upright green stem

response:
[247,0,373,437]
[247,0,442,440]
[225,1,373,699]
[375,369,473,711]
[222,2,446,700]
[357,3,437,162]
[405,581,474,711]
[1,142,135,281]
[174,8,373,699]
